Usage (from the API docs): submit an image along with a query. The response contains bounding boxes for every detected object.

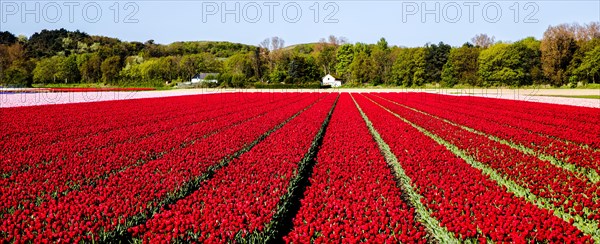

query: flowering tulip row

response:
[425,93,600,126]
[41,87,156,92]
[0,93,316,218]
[0,93,299,175]
[0,93,326,243]
[354,94,591,242]
[0,94,202,152]
[381,93,600,176]
[130,94,337,243]
[0,93,307,177]
[365,94,600,233]
[285,94,427,243]
[0,92,293,154]
[415,94,600,147]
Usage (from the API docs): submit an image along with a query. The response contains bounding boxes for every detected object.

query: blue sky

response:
[1,1,599,47]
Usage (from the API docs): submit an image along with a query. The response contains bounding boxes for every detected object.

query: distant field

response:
[1,87,598,108]
[535,94,600,99]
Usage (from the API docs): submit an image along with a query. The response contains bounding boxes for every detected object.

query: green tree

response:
[250,47,266,82]
[515,37,543,84]
[315,41,337,75]
[335,44,354,81]
[371,37,392,85]
[268,69,286,84]
[101,56,121,83]
[58,54,80,83]
[78,53,102,83]
[179,55,199,80]
[139,59,162,81]
[269,50,294,83]
[3,65,30,85]
[478,42,536,86]
[26,28,90,58]
[574,45,600,84]
[0,31,17,45]
[568,38,600,83]
[158,56,178,81]
[391,48,427,87]
[349,51,375,85]
[33,57,59,83]
[541,24,578,86]
[425,42,451,84]
[0,45,9,77]
[225,52,254,77]
[441,43,481,87]
[2,58,34,86]
[179,53,221,80]
[1,42,27,82]
[287,54,319,83]
[119,57,146,82]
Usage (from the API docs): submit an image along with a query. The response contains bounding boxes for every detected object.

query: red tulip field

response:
[1,92,599,243]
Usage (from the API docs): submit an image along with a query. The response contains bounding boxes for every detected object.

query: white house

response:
[322,74,342,87]
[191,73,219,84]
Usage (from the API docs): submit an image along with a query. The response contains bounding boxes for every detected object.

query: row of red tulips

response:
[0,93,297,172]
[420,92,600,127]
[354,94,591,242]
[285,94,427,243]
[366,94,600,231]
[0,94,197,152]
[41,88,156,92]
[130,94,337,243]
[0,93,282,154]
[386,93,600,175]
[0,93,324,243]
[0,93,314,218]
[3,93,304,176]
[421,94,600,147]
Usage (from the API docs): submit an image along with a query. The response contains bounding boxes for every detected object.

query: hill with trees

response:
[1,23,599,88]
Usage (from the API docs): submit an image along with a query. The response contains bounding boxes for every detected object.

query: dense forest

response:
[1,22,599,88]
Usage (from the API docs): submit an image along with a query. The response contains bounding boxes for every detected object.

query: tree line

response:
[1,23,599,88]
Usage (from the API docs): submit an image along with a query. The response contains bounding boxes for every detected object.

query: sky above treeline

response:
[2,1,599,47]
